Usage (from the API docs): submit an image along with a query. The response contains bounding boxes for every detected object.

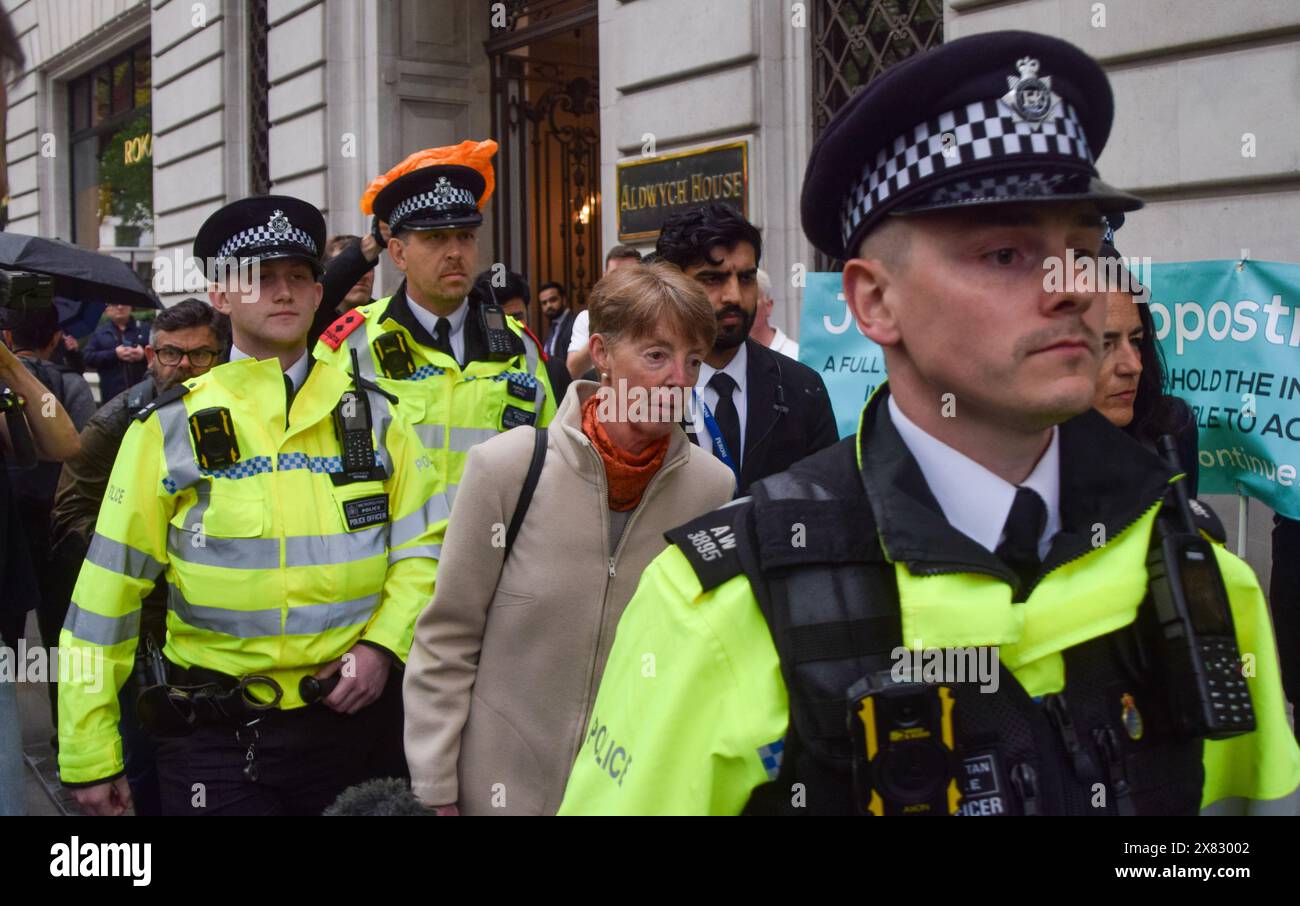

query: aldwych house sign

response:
[616,141,748,242]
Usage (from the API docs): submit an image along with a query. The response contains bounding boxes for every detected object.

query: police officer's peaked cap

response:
[802,30,1144,261]
[194,195,326,276]
[372,165,487,233]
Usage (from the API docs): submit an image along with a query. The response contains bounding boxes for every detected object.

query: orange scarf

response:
[581,394,670,512]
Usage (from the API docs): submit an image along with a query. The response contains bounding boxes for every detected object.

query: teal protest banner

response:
[798,263,1300,519]
[1148,260,1300,519]
[798,272,885,440]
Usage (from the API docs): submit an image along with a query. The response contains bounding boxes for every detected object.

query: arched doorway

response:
[487,0,601,331]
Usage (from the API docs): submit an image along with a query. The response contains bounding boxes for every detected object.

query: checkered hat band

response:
[840,100,1093,247]
[390,187,478,227]
[217,225,318,260]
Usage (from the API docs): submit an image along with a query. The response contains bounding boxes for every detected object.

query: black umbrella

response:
[0,232,161,311]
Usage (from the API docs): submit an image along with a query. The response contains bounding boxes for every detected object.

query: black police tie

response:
[996,486,1047,602]
[283,373,295,427]
[433,317,453,360]
[708,371,742,467]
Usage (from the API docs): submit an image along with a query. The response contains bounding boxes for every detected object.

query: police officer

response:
[315,140,555,520]
[58,196,443,816]
[559,32,1300,816]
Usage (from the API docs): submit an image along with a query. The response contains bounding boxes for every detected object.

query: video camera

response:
[0,268,54,315]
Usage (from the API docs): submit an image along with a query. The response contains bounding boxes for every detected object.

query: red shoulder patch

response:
[319,310,367,351]
[519,323,548,361]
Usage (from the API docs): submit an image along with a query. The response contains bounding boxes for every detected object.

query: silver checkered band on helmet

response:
[217,224,318,260]
[390,187,479,227]
[839,99,1093,249]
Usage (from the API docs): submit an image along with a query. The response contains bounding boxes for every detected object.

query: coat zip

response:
[572,436,688,755]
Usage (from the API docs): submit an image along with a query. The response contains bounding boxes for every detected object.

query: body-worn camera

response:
[848,669,962,816]
[373,331,416,379]
[188,407,240,470]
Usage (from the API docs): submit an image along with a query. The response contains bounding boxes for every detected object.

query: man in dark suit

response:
[657,203,838,493]
[539,281,574,401]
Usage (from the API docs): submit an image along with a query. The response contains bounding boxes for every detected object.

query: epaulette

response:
[133,382,190,422]
[319,309,368,351]
[518,322,547,361]
[355,374,399,405]
[664,499,752,591]
[1185,497,1227,544]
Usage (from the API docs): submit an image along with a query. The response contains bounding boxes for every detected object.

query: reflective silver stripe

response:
[390,493,450,548]
[444,481,460,510]
[188,482,213,528]
[414,423,445,449]
[85,533,164,581]
[533,373,548,415]
[168,584,282,638]
[285,593,380,634]
[449,427,498,452]
[520,326,538,375]
[157,403,201,493]
[348,327,377,381]
[388,544,441,564]
[519,330,548,413]
[285,525,387,567]
[367,387,395,478]
[167,526,281,570]
[64,602,140,646]
[1201,790,1300,816]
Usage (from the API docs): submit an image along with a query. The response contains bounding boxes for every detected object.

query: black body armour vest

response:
[690,437,1207,816]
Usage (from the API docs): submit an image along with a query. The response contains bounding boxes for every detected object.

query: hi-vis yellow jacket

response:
[58,356,443,785]
[313,285,556,508]
[559,388,1300,816]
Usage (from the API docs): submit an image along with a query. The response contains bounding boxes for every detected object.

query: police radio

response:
[331,349,382,485]
[480,303,519,361]
[848,670,963,816]
[1146,435,1255,739]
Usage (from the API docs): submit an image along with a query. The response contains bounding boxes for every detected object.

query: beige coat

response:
[403,381,735,814]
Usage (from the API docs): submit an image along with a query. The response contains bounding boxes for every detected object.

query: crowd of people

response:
[0,26,1297,818]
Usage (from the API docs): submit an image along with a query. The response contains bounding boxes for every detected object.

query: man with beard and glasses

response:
[656,203,837,493]
[47,298,226,814]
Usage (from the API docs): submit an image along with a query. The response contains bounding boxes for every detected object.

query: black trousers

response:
[154,671,405,816]
[1269,516,1300,736]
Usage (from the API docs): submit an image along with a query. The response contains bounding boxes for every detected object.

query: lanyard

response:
[692,389,739,478]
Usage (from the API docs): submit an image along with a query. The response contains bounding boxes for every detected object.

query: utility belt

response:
[135,637,283,739]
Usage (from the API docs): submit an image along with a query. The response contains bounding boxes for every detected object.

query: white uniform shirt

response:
[887,395,1061,559]
[408,294,469,365]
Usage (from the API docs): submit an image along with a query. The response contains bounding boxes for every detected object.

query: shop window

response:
[68,40,153,254]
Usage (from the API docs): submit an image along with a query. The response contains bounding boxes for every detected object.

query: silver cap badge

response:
[1001,56,1060,129]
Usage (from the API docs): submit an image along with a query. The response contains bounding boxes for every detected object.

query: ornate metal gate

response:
[487,0,601,322]
[811,0,943,263]
[812,0,944,135]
